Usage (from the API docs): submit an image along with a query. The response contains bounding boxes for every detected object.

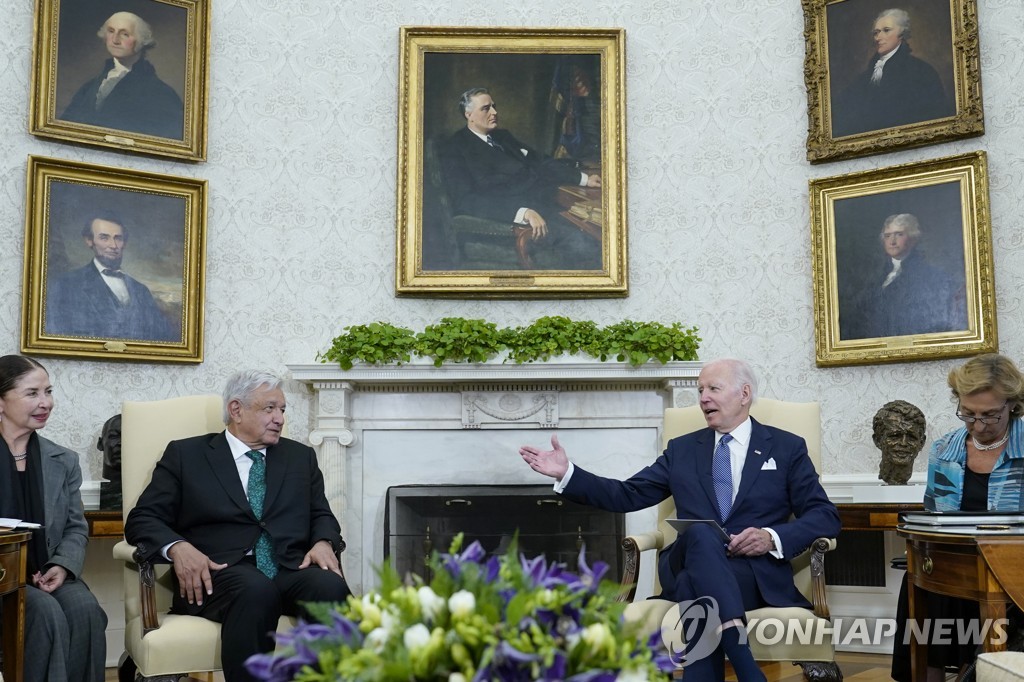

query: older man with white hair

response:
[61,11,184,139]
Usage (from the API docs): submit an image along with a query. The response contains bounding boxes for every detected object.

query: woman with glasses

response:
[893,353,1024,681]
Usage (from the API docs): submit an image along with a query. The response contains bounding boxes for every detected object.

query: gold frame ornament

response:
[810,151,995,367]
[21,156,208,363]
[395,26,627,298]
[803,0,984,163]
[29,0,211,161]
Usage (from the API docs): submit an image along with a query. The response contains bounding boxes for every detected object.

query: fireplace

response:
[287,359,703,595]
[385,484,625,582]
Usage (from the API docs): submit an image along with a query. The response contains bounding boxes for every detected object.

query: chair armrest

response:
[113,540,164,634]
[619,530,666,603]
[808,537,837,620]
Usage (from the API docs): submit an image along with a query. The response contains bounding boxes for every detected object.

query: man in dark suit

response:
[839,213,966,340]
[831,8,953,137]
[438,87,602,269]
[519,359,840,681]
[61,11,184,139]
[125,370,351,682]
[45,211,177,341]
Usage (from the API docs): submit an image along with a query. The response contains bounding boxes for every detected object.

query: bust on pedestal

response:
[98,414,122,510]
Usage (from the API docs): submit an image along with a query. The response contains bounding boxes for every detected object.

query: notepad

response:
[667,519,731,543]
[0,518,43,531]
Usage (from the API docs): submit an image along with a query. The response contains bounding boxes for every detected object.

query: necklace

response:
[973,433,1010,451]
[12,452,27,461]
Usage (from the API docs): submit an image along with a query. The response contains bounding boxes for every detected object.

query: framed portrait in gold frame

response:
[29,0,210,162]
[803,0,984,163]
[395,26,627,298]
[810,151,995,367]
[21,156,207,363]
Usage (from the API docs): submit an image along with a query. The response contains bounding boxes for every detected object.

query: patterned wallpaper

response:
[0,0,1021,482]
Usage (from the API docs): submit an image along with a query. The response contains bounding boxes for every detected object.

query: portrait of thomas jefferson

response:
[55,2,187,140]
[834,185,968,342]
[828,5,955,137]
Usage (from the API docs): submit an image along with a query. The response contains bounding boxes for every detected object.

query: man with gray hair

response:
[841,213,965,339]
[519,358,840,681]
[438,86,603,269]
[61,10,184,138]
[832,8,952,137]
[125,370,350,682]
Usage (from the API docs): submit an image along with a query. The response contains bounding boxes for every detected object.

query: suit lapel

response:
[695,428,719,515]
[732,418,772,515]
[39,441,62,534]
[263,443,286,511]
[206,433,252,514]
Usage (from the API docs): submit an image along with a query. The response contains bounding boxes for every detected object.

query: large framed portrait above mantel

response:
[809,151,996,367]
[29,0,211,161]
[803,0,984,163]
[395,26,627,298]
[21,156,208,363]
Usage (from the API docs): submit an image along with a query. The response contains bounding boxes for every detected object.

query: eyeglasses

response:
[955,401,1010,425]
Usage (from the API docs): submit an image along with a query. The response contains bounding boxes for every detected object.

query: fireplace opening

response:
[385,484,625,582]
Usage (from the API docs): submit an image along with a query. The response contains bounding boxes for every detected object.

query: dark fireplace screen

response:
[385,484,625,582]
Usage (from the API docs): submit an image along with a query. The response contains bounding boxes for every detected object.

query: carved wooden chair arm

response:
[808,537,837,620]
[618,530,666,603]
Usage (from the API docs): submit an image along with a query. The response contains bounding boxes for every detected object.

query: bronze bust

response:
[872,400,926,485]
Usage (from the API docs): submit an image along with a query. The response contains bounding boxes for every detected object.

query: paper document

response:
[667,519,731,543]
[0,518,43,530]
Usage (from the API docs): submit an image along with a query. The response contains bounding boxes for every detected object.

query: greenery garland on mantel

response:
[319,316,700,370]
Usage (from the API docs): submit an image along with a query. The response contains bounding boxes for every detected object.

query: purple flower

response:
[568,546,609,592]
[520,553,573,588]
[443,540,488,577]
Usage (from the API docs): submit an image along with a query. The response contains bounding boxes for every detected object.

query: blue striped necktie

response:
[712,434,734,522]
[244,450,277,579]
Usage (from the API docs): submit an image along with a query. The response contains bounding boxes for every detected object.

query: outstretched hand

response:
[519,433,570,480]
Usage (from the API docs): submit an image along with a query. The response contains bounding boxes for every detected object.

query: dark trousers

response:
[174,558,351,682]
[659,524,767,681]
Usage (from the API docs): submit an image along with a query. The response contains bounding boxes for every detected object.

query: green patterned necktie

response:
[244,450,277,579]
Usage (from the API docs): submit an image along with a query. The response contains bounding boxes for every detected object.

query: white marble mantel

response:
[287,359,703,594]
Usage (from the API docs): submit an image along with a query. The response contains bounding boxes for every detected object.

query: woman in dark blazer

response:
[0,355,107,682]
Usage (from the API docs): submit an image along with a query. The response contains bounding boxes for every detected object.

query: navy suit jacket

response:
[125,432,343,572]
[438,126,582,224]
[45,262,176,341]
[562,417,840,607]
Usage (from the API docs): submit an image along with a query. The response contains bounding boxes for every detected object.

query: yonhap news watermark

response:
[661,597,1007,667]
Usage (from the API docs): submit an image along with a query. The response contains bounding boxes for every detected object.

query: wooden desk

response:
[898,528,1024,681]
[84,510,124,538]
[1,530,32,682]
[836,502,923,531]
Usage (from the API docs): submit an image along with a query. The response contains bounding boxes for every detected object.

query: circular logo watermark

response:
[660,596,723,667]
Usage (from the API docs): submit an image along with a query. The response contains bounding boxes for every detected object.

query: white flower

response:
[418,586,446,621]
[403,623,431,651]
[448,590,476,618]
[380,606,399,635]
[364,627,389,653]
[448,675,467,682]
[581,622,613,655]
[616,670,649,682]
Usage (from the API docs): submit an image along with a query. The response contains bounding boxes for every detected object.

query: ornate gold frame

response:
[810,151,995,367]
[395,26,627,298]
[803,0,983,163]
[29,0,210,161]
[21,156,208,363]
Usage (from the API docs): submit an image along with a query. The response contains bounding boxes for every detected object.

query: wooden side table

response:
[1,531,32,682]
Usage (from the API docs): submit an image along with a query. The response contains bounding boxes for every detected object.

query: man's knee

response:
[298,568,351,603]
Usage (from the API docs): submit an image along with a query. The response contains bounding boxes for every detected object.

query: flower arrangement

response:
[246,536,674,681]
